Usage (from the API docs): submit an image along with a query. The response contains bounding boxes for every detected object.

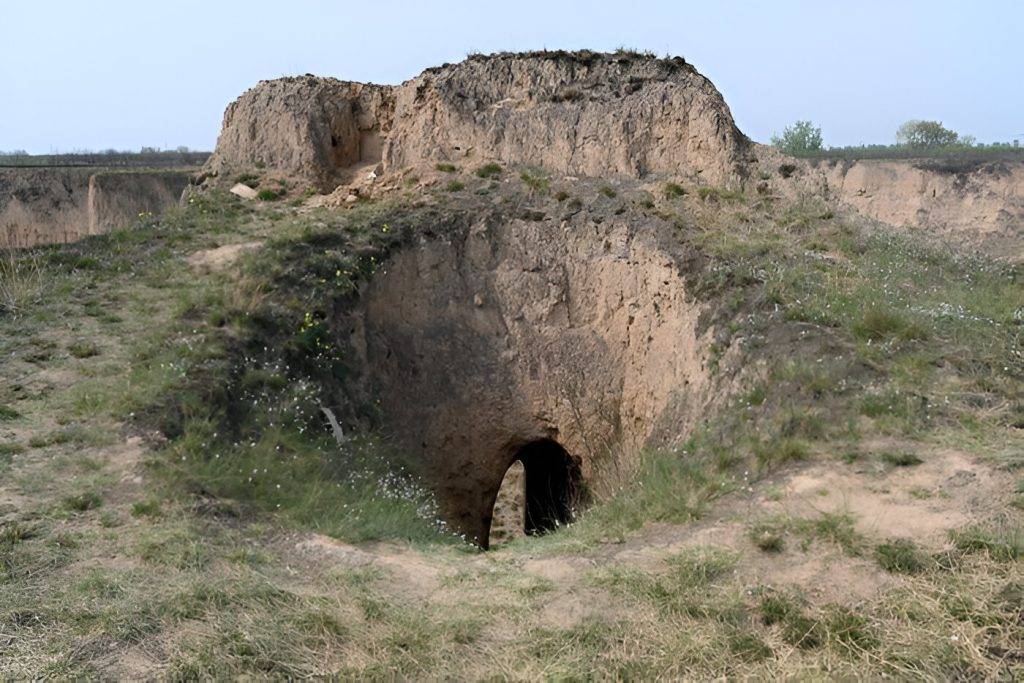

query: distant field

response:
[792,144,1024,165]
[0,151,210,168]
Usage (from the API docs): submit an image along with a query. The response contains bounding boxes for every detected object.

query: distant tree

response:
[771,120,824,155]
[175,145,190,154]
[895,120,960,147]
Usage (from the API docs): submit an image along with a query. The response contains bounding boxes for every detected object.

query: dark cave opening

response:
[517,439,581,536]
[487,439,583,548]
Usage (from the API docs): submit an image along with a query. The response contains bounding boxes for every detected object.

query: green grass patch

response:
[664,182,686,199]
[697,186,744,202]
[874,538,928,573]
[592,547,739,619]
[137,526,211,570]
[68,341,100,358]
[950,522,1022,561]
[853,308,929,342]
[131,499,163,518]
[0,442,26,456]
[784,511,864,555]
[528,450,731,551]
[475,163,503,178]
[233,172,260,188]
[747,512,864,556]
[754,437,809,470]
[162,423,455,545]
[63,491,103,512]
[879,450,924,467]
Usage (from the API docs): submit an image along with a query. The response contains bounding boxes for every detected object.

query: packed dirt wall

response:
[0,168,192,248]
[819,159,1024,259]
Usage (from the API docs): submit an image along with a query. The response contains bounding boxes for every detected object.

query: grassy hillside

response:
[1,172,1021,677]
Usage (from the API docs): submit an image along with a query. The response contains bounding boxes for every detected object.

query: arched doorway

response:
[489,439,582,547]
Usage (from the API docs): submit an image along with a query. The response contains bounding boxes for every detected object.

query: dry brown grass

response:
[0,249,44,317]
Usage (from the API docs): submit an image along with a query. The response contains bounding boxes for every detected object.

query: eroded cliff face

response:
[347,205,726,545]
[820,160,1024,259]
[384,53,748,185]
[203,51,750,192]
[203,77,393,192]
[0,168,191,248]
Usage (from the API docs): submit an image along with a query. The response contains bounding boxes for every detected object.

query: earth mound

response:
[203,50,750,192]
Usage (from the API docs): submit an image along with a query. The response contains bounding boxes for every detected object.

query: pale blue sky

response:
[3,1,1022,153]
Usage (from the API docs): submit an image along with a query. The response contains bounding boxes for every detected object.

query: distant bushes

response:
[895,120,961,148]
[0,149,210,168]
[771,121,823,155]
[770,117,1022,164]
[795,144,1024,164]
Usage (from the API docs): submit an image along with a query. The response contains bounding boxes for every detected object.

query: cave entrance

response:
[489,439,581,547]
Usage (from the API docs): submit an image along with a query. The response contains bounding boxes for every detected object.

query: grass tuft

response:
[950,522,1022,561]
[879,451,923,467]
[63,491,103,512]
[748,523,785,553]
[664,182,686,199]
[874,538,928,573]
[519,169,550,194]
[68,341,100,358]
[853,308,928,342]
[0,250,45,318]
[475,163,503,178]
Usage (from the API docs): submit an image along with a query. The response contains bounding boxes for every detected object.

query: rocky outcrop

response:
[820,160,1024,258]
[203,51,750,191]
[1,168,191,248]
